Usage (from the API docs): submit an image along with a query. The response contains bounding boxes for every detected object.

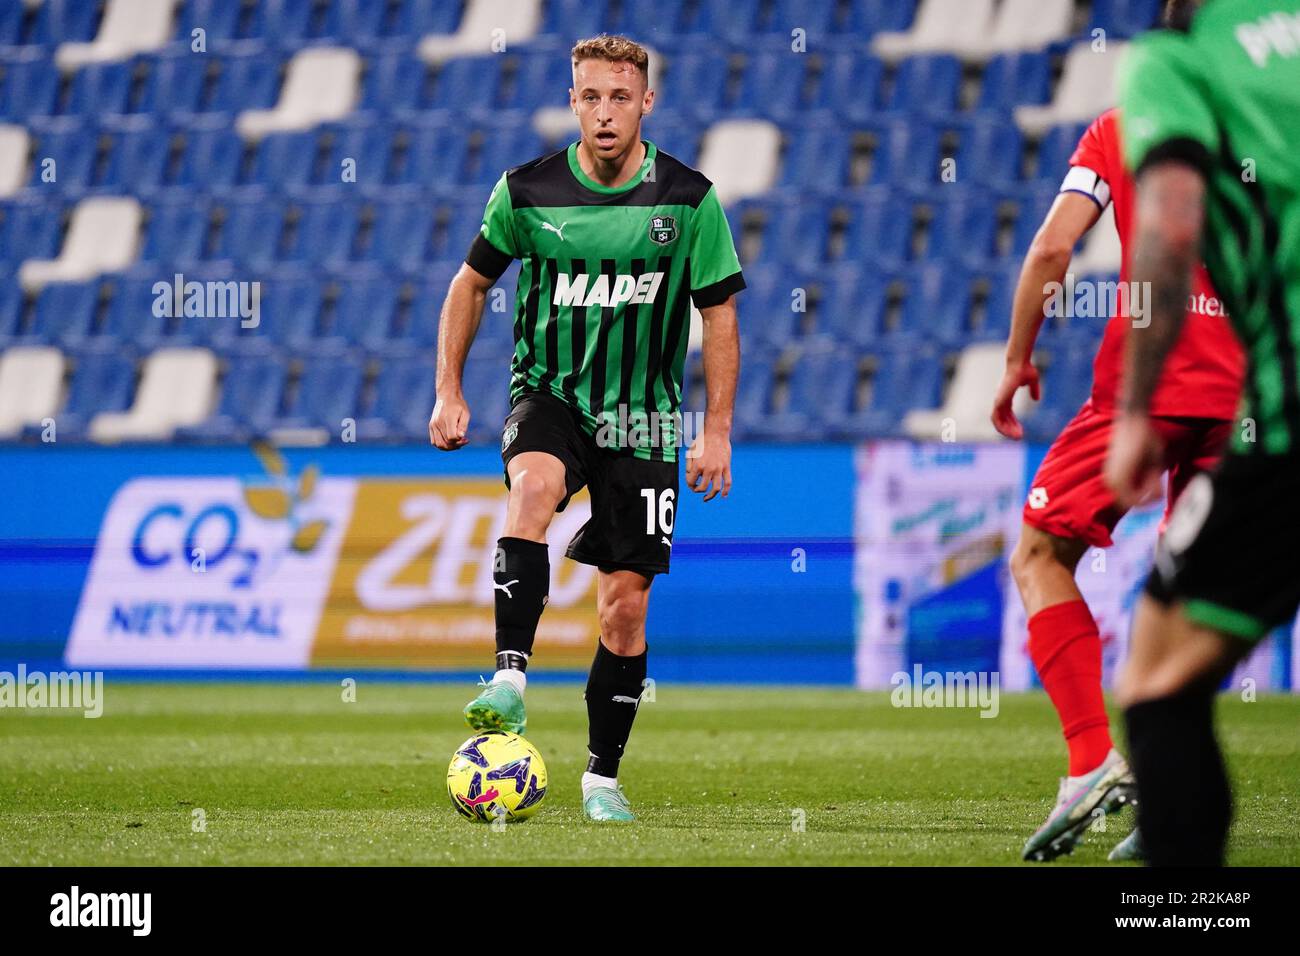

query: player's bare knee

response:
[598,591,648,648]
[509,468,565,520]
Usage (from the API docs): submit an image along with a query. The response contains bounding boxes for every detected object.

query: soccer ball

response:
[447,730,548,822]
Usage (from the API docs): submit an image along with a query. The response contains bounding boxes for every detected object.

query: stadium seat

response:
[952,117,1025,189]
[0,345,65,438]
[1032,122,1089,183]
[775,122,849,193]
[55,0,175,71]
[237,47,363,138]
[699,119,781,206]
[921,190,1000,267]
[356,353,436,441]
[1087,0,1163,39]
[871,0,996,63]
[834,344,943,438]
[882,54,961,117]
[29,280,100,346]
[839,190,913,271]
[46,347,138,440]
[18,196,142,291]
[899,263,975,344]
[271,349,366,439]
[0,199,64,268]
[904,341,1032,440]
[419,0,541,64]
[865,120,940,187]
[176,351,287,442]
[963,0,1074,61]
[759,338,859,441]
[975,52,1052,115]
[813,52,884,124]
[1015,42,1129,135]
[89,346,219,441]
[0,52,61,120]
[0,124,30,197]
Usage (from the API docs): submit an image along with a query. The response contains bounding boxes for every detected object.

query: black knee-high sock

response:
[493,537,549,673]
[1125,685,1232,867]
[584,640,647,778]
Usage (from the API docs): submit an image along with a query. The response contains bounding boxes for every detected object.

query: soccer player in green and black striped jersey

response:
[1103,0,1300,865]
[429,35,744,822]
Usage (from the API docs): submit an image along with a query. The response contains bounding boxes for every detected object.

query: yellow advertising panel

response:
[312,478,599,668]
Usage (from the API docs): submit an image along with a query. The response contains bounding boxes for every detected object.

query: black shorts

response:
[1145,450,1300,642]
[500,391,679,577]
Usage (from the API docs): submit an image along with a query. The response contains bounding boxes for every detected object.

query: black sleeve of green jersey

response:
[465,234,513,282]
[691,270,746,309]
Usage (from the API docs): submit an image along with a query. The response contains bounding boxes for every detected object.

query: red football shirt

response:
[1062,108,1243,419]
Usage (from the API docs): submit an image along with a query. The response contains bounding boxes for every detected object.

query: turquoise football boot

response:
[583,784,635,822]
[463,680,527,736]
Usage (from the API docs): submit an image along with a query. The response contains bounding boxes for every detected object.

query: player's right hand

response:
[990,359,1040,440]
[429,394,470,450]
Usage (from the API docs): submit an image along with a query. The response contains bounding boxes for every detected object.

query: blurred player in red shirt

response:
[990,89,1244,859]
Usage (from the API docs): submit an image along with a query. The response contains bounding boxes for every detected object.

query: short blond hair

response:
[571,34,650,83]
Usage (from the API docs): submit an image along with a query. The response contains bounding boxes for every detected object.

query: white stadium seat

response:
[89,348,218,443]
[698,120,780,207]
[419,0,541,64]
[0,346,66,439]
[904,342,1035,441]
[18,196,142,292]
[965,0,1075,61]
[55,0,177,71]
[236,47,362,139]
[872,0,997,63]
[1015,42,1130,135]
[0,124,30,198]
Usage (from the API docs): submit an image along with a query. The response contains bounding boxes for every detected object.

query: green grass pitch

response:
[1,683,1296,866]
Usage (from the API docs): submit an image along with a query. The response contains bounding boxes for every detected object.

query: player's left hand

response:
[686,431,731,502]
[1104,413,1164,509]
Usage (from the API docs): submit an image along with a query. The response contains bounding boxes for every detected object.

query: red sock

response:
[1028,600,1112,776]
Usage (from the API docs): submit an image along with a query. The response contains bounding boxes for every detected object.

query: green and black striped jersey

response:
[465,140,744,463]
[1119,0,1300,455]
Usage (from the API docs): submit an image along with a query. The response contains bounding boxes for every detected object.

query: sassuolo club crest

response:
[648,214,677,245]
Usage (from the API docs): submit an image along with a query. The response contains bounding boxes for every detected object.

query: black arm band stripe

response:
[465,233,513,281]
[690,271,747,309]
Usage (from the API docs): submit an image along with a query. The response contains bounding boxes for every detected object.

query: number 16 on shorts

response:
[641,488,675,550]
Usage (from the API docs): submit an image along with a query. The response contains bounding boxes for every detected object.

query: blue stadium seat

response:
[320,118,396,188]
[394,118,469,187]
[539,0,606,41]
[736,264,804,351]
[468,116,543,185]
[137,51,209,118]
[55,348,137,439]
[834,344,943,438]
[277,349,367,434]
[1024,343,1095,441]
[751,198,830,268]
[1033,122,1089,183]
[760,338,859,441]
[818,265,890,347]
[171,124,246,190]
[349,0,463,52]
[432,55,504,113]
[900,263,975,344]
[1087,0,1163,39]
[0,53,59,120]
[357,352,436,441]
[839,189,913,270]
[866,120,940,187]
[252,273,324,348]
[30,281,99,346]
[732,351,778,440]
[777,123,850,192]
[219,193,291,269]
[922,190,999,267]
[0,281,22,345]
[761,0,837,38]
[883,54,961,117]
[171,0,243,45]
[661,51,729,120]
[357,52,426,115]
[0,0,99,51]
[461,355,512,442]
[843,0,919,38]
[101,276,170,347]
[280,199,359,267]
[369,195,435,268]
[505,50,575,112]
[732,51,808,121]
[687,0,763,44]
[976,52,1051,114]
[64,62,134,116]
[195,52,281,117]
[814,52,884,124]
[952,118,1024,189]
[25,121,96,192]
[1009,184,1062,255]
[643,110,700,166]
[324,274,401,349]
[139,196,211,267]
[101,122,173,193]
[177,352,288,442]
[249,130,320,188]
[0,199,64,266]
